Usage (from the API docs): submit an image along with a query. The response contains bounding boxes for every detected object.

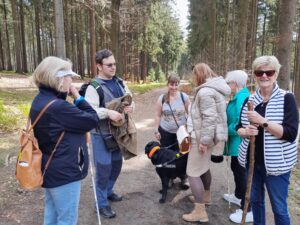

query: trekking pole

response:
[241,101,255,225]
[87,138,102,225]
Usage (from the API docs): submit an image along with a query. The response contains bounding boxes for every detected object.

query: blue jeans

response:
[251,164,291,225]
[43,181,81,225]
[91,132,122,208]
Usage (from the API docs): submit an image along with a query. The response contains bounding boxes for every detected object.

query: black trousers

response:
[158,126,179,152]
[231,156,251,210]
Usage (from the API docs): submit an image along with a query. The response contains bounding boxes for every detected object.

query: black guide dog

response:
[145,141,223,203]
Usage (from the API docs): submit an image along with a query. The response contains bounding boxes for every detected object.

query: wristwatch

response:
[262,121,269,128]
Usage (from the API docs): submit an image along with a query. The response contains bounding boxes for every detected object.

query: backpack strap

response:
[43,131,65,176]
[162,92,185,105]
[90,79,105,107]
[27,99,57,133]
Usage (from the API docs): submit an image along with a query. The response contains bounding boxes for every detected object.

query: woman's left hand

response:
[246,111,265,125]
[199,143,208,154]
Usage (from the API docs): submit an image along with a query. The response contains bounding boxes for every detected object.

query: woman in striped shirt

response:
[237,55,299,225]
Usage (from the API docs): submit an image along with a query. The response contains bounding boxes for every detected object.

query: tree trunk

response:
[0,22,4,70]
[276,0,297,90]
[110,0,122,75]
[261,13,267,56]
[210,0,216,66]
[11,0,22,73]
[293,21,300,105]
[245,0,258,71]
[19,0,28,72]
[54,0,66,58]
[236,0,250,69]
[76,8,84,76]
[89,0,96,77]
[2,0,12,70]
[34,0,42,63]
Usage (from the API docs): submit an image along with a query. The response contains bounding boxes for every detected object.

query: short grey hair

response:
[252,55,281,75]
[225,70,248,88]
[32,56,73,92]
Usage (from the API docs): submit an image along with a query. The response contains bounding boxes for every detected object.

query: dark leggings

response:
[231,156,251,210]
[188,170,212,203]
[158,126,179,152]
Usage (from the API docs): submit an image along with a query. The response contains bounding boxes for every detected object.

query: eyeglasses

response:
[254,70,276,77]
[102,63,116,68]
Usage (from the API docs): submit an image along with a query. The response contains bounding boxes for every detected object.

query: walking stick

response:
[240,101,255,225]
[87,134,102,225]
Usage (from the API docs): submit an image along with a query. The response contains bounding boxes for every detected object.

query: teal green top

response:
[224,88,250,156]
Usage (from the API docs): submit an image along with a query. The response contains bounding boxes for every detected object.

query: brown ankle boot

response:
[182,203,208,222]
[204,190,211,204]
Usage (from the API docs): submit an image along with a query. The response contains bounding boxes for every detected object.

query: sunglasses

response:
[254,70,276,77]
[102,63,116,68]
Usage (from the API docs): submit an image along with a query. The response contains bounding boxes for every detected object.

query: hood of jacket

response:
[196,76,231,97]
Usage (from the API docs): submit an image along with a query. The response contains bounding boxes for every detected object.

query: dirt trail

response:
[0,84,298,225]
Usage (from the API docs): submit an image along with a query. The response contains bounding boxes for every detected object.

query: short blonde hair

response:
[252,56,281,78]
[192,63,217,86]
[32,56,73,91]
[225,70,248,88]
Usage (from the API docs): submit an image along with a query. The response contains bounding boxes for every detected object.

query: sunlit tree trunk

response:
[276,0,297,89]
[19,0,28,72]
[110,0,122,76]
[54,0,66,58]
[2,0,12,70]
[236,0,250,69]
[89,0,96,77]
[11,0,22,73]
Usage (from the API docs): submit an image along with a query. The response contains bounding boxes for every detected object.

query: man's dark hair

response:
[95,49,113,65]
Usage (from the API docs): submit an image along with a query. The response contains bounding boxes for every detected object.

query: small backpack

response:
[79,78,126,107]
[79,79,105,107]
[15,100,64,190]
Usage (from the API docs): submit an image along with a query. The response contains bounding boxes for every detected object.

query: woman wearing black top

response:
[237,55,298,225]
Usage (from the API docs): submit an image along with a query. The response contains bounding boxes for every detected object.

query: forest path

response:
[0,77,298,225]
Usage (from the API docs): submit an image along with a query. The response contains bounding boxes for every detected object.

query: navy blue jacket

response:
[30,86,99,188]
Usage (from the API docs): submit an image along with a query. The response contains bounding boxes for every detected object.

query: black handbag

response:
[102,133,119,152]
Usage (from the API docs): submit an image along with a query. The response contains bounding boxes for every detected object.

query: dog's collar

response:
[148,146,160,158]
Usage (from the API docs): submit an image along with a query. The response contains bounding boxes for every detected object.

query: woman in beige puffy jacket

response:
[182,63,231,223]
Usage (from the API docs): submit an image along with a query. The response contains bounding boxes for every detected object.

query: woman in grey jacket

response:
[182,63,231,223]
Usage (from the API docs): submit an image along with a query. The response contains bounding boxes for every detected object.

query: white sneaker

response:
[223,193,241,206]
[229,209,253,223]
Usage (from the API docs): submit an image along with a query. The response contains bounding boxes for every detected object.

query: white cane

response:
[87,135,101,225]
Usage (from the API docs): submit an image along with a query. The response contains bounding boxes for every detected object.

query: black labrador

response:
[145,141,223,203]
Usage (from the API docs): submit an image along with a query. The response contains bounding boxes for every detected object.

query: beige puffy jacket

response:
[188,76,231,147]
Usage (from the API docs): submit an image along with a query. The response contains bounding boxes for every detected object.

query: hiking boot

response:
[223,193,241,206]
[99,206,116,218]
[108,193,123,202]
[182,203,208,222]
[229,209,253,223]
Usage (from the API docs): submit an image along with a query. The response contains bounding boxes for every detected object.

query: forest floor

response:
[0,75,299,225]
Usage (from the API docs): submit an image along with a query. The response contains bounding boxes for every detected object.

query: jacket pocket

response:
[78,146,84,171]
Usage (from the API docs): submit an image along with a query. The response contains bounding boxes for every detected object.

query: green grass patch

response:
[0,89,36,166]
[127,82,165,94]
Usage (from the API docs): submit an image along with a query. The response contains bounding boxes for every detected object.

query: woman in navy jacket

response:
[30,56,99,225]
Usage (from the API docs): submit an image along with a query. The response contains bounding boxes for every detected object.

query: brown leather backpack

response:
[15,99,64,190]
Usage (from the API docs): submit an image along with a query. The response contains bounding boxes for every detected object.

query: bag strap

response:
[167,103,180,128]
[27,99,57,133]
[43,131,65,176]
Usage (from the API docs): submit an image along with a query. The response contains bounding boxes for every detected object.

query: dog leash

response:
[155,152,188,168]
